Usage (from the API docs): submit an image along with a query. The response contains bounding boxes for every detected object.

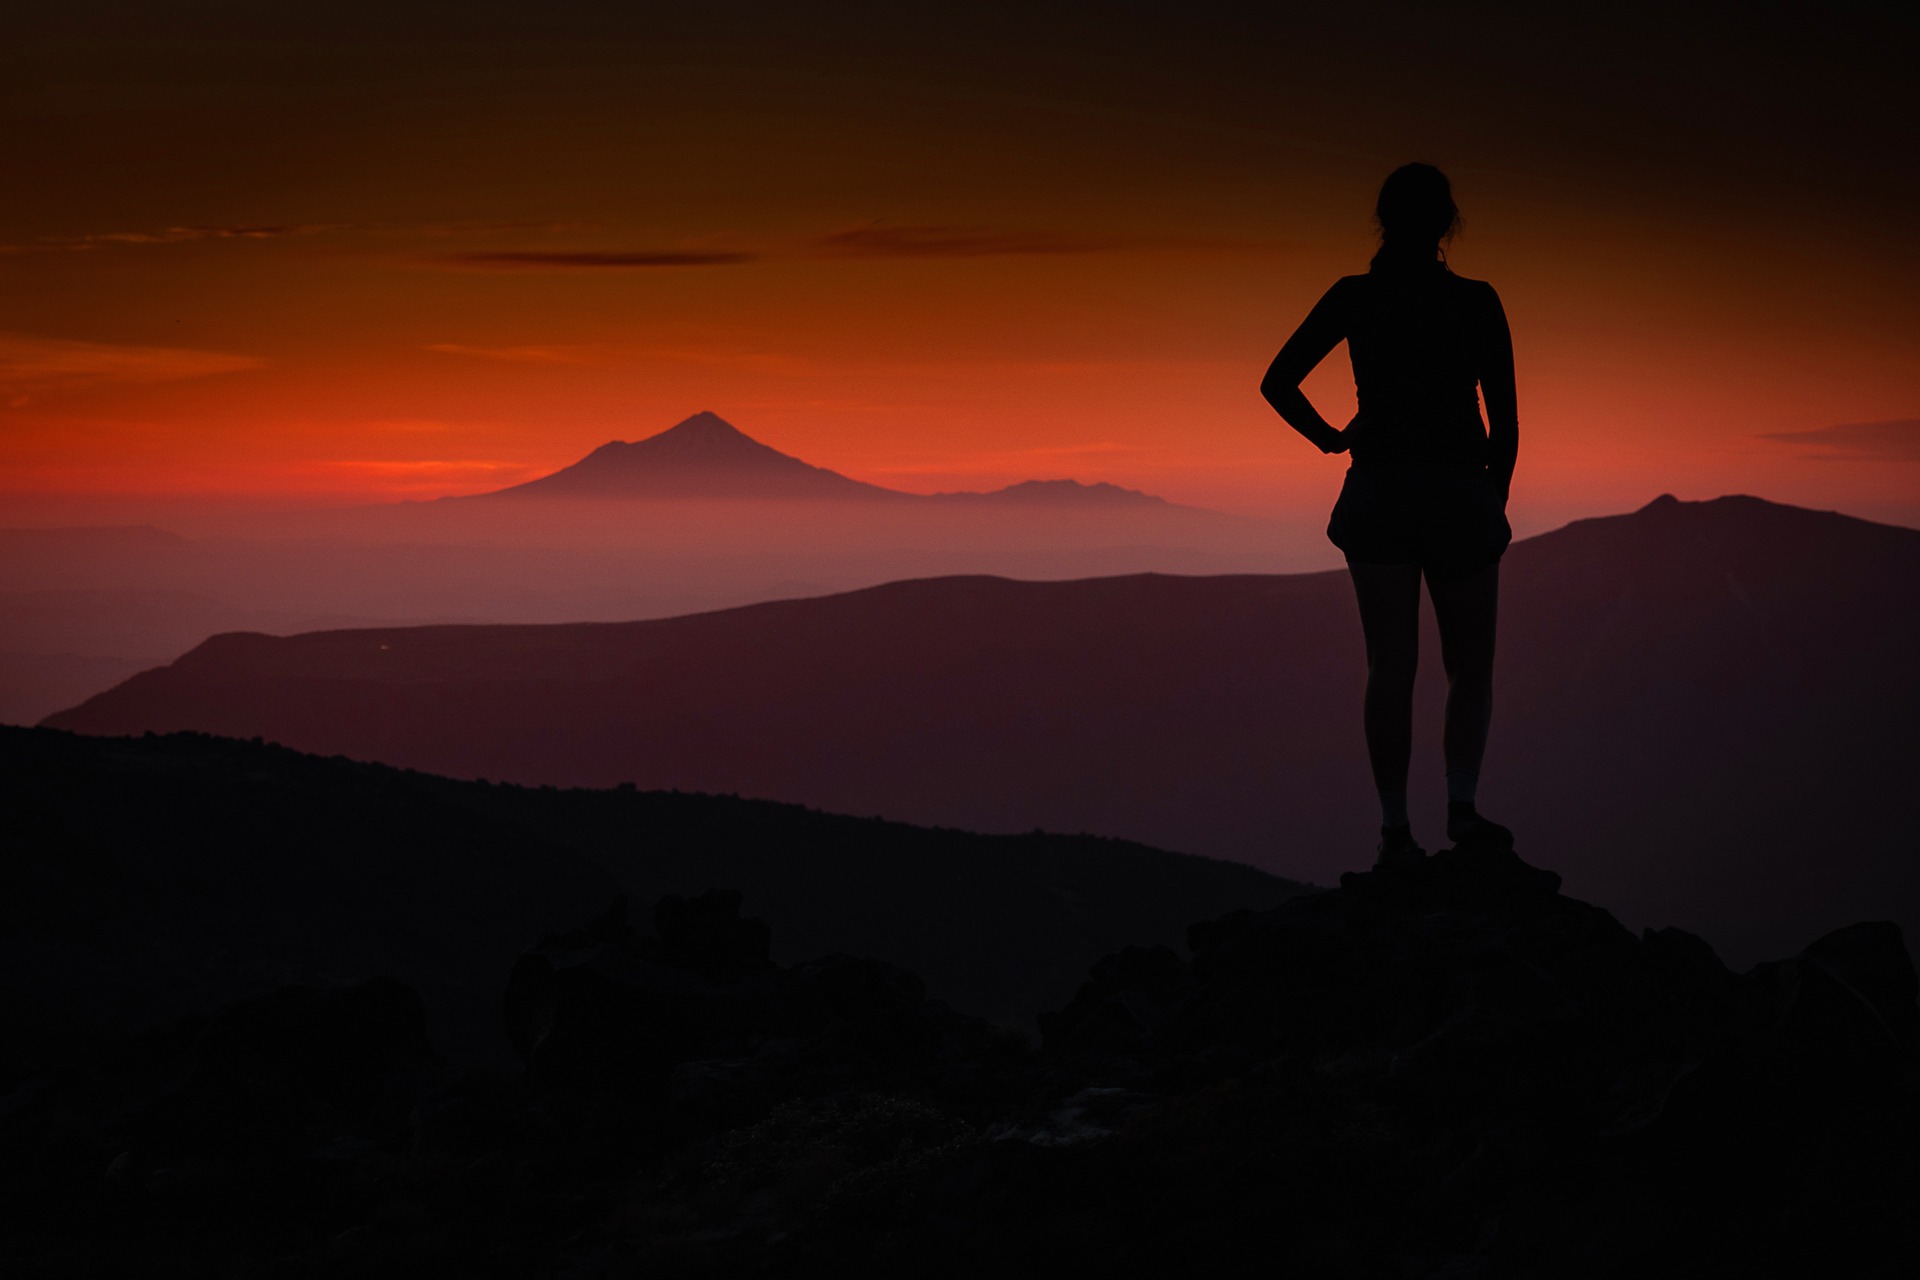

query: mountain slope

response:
[46,495,1920,964]
[463,410,902,501]
[926,478,1174,507]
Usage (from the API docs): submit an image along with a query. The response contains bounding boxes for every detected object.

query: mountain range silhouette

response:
[47,493,1920,967]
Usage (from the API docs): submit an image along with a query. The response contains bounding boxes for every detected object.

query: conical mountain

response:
[473,412,902,501]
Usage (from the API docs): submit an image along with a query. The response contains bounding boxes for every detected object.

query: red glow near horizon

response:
[1,8,1915,537]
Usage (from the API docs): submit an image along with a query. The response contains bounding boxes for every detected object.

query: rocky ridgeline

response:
[4,850,1915,1277]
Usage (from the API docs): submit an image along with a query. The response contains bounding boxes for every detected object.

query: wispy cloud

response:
[6,216,1273,265]
[1759,418,1920,461]
[423,249,760,270]
[4,224,335,253]
[296,458,541,497]
[415,223,1274,270]
[80,224,323,245]
[416,226,1141,271]
[4,219,612,255]
[811,225,1131,258]
[422,343,601,365]
[423,338,808,375]
[404,219,609,239]
[807,224,1277,259]
[0,332,265,405]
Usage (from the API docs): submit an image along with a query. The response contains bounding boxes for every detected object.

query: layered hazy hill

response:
[47,494,1920,965]
[0,414,1276,725]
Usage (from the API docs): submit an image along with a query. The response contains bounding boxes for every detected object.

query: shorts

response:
[1327,463,1511,577]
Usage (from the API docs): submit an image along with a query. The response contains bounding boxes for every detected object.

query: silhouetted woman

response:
[1261,163,1516,867]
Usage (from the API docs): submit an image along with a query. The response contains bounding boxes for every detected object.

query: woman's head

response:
[1373,163,1459,260]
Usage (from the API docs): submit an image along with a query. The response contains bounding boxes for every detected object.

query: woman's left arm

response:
[1479,283,1518,503]
[1261,281,1352,455]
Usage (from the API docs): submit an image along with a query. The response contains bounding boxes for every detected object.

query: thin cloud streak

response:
[5,220,611,254]
[422,343,600,365]
[425,250,761,270]
[0,332,265,404]
[293,458,542,497]
[403,219,609,238]
[808,224,1280,259]
[413,225,1276,271]
[3,225,337,252]
[812,225,1130,258]
[1760,418,1920,461]
[80,224,322,245]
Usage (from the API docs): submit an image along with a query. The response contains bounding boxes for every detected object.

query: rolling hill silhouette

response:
[46,494,1920,964]
[1,725,1304,1062]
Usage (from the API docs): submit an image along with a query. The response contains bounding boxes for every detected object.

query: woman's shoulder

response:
[1440,273,1506,320]
[1318,274,1375,308]
[1443,271,1502,302]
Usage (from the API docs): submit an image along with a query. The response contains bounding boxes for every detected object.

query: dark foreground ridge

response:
[5,838,1914,1275]
[1,725,1301,1059]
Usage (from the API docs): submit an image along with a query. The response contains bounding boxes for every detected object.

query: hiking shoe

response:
[1446,803,1514,851]
[1373,824,1428,870]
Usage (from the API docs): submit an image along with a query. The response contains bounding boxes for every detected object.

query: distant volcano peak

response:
[651,410,753,444]
[476,412,898,501]
[594,411,771,458]
[602,412,794,467]
[456,412,1195,510]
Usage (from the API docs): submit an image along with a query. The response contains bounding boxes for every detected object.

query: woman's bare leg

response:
[1425,560,1498,787]
[1426,560,1512,846]
[1347,561,1423,827]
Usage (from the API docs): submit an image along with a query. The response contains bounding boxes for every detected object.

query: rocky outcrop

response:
[4,853,1915,1277]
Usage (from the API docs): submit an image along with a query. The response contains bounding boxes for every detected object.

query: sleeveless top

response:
[1274,259,1516,478]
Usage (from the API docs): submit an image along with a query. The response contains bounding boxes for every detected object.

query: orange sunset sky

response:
[3,1,1917,540]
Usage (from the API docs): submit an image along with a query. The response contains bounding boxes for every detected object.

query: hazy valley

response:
[0,413,1293,724]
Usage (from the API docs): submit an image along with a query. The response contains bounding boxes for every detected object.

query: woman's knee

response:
[1366,646,1419,689]
[1444,664,1492,699]
[1439,636,1492,679]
